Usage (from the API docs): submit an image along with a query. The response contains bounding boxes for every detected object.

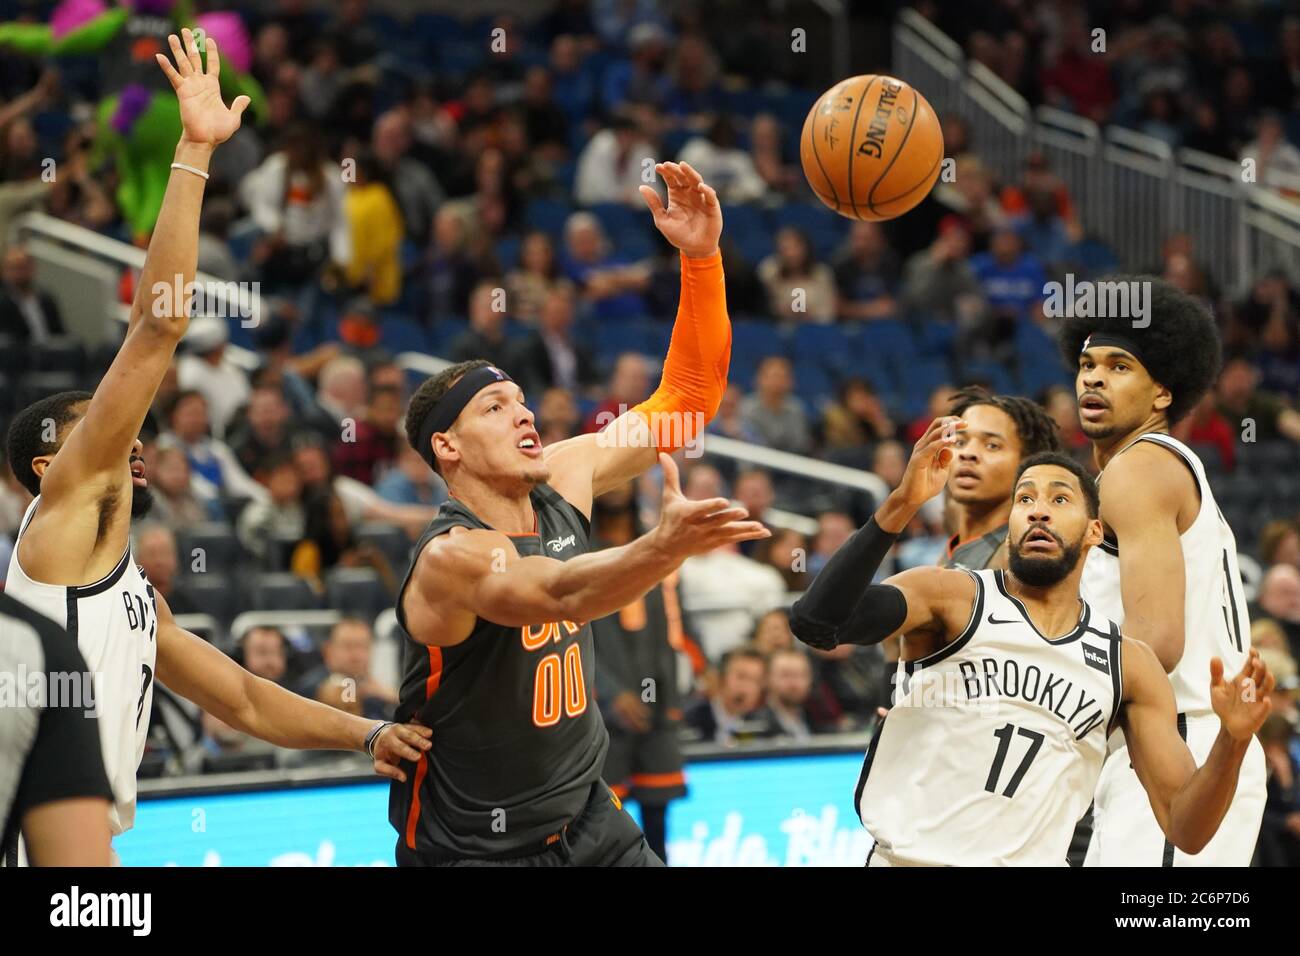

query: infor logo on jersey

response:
[1082,644,1110,675]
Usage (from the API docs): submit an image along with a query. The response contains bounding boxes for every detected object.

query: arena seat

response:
[247,573,322,612]
[356,522,414,573]
[30,337,87,376]
[325,567,393,620]
[175,523,244,577]
[173,573,239,631]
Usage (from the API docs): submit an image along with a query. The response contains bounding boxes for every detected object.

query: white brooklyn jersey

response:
[858,569,1122,866]
[5,496,157,836]
[1080,433,1250,717]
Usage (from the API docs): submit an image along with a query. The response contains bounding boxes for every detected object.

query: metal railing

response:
[893,8,1300,294]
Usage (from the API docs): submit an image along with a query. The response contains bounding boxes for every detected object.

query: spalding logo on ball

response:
[801,74,944,222]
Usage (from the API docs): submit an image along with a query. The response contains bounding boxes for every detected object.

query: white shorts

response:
[1084,713,1266,867]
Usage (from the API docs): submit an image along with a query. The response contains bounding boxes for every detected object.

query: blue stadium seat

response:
[594,319,648,358]
[959,360,1015,395]
[429,318,467,354]
[916,320,956,358]
[791,323,856,374]
[495,235,523,270]
[731,320,787,364]
[525,197,573,238]
[248,573,322,612]
[858,319,919,362]
[722,205,773,265]
[380,315,430,355]
[793,360,835,407]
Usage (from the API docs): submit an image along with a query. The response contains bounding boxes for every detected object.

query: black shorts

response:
[602,724,687,807]
[395,780,665,867]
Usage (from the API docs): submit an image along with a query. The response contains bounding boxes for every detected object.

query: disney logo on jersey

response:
[546,533,577,554]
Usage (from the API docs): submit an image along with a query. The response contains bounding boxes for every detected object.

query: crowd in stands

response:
[0,0,1297,863]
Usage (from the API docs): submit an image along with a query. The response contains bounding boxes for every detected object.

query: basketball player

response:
[3,31,429,863]
[793,423,1274,865]
[801,389,1059,692]
[391,161,767,866]
[1060,278,1267,866]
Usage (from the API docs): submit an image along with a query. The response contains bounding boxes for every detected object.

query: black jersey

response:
[389,483,609,860]
[944,525,1009,571]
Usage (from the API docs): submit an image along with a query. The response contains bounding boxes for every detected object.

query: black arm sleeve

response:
[789,517,899,649]
[11,617,113,822]
[836,584,910,646]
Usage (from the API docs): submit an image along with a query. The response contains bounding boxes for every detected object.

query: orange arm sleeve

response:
[630,250,731,451]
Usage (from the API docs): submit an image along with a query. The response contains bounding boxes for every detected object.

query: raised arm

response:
[1099,445,1189,671]
[790,416,963,648]
[405,453,767,644]
[152,590,431,782]
[40,30,248,503]
[1122,640,1273,854]
[544,161,728,517]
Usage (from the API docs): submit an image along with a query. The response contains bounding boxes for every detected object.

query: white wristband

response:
[171,161,209,180]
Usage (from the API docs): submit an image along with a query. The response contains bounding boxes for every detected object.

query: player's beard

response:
[131,484,155,518]
[1008,529,1083,587]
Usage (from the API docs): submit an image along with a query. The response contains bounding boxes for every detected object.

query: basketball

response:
[800,74,944,221]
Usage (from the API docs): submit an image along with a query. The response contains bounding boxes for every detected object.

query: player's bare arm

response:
[151,590,432,783]
[19,29,248,585]
[790,416,964,650]
[544,161,727,517]
[1121,639,1274,854]
[22,797,112,866]
[1099,442,1197,671]
[404,451,767,645]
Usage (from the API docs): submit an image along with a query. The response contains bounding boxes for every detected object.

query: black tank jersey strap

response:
[531,484,591,538]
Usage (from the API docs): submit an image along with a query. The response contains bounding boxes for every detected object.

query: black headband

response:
[416,365,513,469]
[1080,331,1147,368]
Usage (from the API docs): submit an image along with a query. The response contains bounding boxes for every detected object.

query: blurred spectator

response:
[1258,712,1300,867]
[143,444,224,529]
[740,357,812,454]
[1254,563,1300,660]
[900,217,985,324]
[1240,112,1300,191]
[315,354,368,428]
[584,352,651,433]
[537,386,582,444]
[236,452,307,561]
[752,608,795,656]
[235,626,291,685]
[1259,520,1300,571]
[447,282,513,368]
[158,390,267,503]
[342,150,403,307]
[519,66,570,163]
[562,212,650,320]
[665,34,723,122]
[833,222,900,321]
[1215,356,1300,444]
[757,227,836,324]
[133,523,196,614]
[0,245,64,344]
[291,436,435,539]
[677,114,767,204]
[749,113,797,198]
[766,647,827,739]
[574,112,657,206]
[1041,384,1089,453]
[548,33,596,125]
[371,109,444,247]
[290,485,397,595]
[871,439,908,490]
[1039,14,1116,123]
[240,122,349,292]
[706,383,761,443]
[507,285,600,399]
[732,469,775,532]
[297,618,397,720]
[178,318,250,440]
[683,646,779,745]
[506,231,566,325]
[933,155,1007,251]
[967,228,1046,363]
[332,384,402,486]
[808,511,855,579]
[422,207,485,322]
[821,378,897,450]
[228,386,296,478]
[1174,394,1237,472]
[758,527,810,592]
[374,442,448,509]
[678,536,785,661]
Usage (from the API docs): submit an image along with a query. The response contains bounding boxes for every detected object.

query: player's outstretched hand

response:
[652,452,769,559]
[155,28,249,148]
[1210,648,1275,742]
[370,721,433,783]
[639,161,721,259]
[895,415,966,509]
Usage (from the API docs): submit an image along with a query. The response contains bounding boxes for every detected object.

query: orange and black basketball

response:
[800,74,944,221]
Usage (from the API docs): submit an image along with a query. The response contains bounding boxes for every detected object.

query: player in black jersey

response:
[392,161,766,866]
